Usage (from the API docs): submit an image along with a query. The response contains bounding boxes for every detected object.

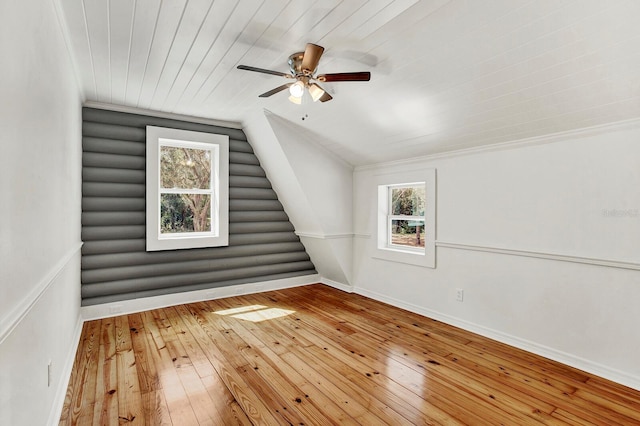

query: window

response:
[376,169,436,268]
[146,126,229,251]
[387,184,425,251]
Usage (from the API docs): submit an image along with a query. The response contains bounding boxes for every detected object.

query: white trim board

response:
[436,241,640,271]
[0,243,83,345]
[83,101,243,129]
[320,277,354,293]
[355,116,640,172]
[81,274,321,320]
[296,232,354,240]
[353,286,640,392]
[353,233,371,239]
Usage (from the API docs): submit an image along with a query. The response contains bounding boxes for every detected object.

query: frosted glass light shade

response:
[289,81,305,98]
[308,83,325,102]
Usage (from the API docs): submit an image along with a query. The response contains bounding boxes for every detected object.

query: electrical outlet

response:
[455,288,464,302]
[47,360,52,387]
[109,304,123,315]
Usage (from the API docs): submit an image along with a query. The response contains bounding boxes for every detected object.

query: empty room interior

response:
[2,0,640,424]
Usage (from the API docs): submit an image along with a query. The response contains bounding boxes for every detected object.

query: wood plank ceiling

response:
[58,0,640,166]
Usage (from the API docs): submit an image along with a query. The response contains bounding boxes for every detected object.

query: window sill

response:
[373,247,435,268]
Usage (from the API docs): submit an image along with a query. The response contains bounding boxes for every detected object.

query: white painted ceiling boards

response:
[59,0,640,166]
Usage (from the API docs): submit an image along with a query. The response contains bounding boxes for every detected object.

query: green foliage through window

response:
[391,186,425,216]
[160,194,211,233]
[389,185,425,248]
[160,145,213,234]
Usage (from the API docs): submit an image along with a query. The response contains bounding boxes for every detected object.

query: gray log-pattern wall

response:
[81,108,316,305]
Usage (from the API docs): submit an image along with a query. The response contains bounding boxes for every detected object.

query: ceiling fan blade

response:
[237,65,291,78]
[258,84,292,98]
[301,43,324,74]
[317,72,371,82]
[319,91,333,102]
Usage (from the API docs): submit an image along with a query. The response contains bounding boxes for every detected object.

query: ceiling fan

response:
[237,43,371,104]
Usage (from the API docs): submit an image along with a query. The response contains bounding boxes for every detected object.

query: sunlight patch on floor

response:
[214,305,295,322]
[214,305,267,315]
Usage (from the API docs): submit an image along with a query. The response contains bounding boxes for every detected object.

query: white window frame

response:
[375,168,436,268]
[146,126,229,251]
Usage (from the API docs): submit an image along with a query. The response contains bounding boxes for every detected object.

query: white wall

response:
[0,0,83,424]
[352,122,640,390]
[245,110,355,285]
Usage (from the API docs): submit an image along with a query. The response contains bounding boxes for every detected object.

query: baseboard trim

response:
[81,274,321,320]
[354,286,640,392]
[320,277,354,293]
[296,232,354,240]
[0,243,83,345]
[436,240,640,271]
[47,314,84,426]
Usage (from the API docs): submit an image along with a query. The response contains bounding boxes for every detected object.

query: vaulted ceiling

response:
[59,0,640,166]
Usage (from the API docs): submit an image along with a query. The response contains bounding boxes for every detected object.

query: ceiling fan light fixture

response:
[288,95,302,105]
[308,83,325,102]
[237,43,371,104]
[289,80,305,98]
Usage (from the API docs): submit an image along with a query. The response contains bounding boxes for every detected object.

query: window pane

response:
[160,146,211,189]
[161,194,211,234]
[390,219,425,248]
[391,186,425,216]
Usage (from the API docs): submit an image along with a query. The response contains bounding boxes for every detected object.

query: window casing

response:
[146,126,229,251]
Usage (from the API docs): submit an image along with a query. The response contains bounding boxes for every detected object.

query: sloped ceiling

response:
[59,0,640,166]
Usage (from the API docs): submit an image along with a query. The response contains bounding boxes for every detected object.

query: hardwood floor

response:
[60,284,640,425]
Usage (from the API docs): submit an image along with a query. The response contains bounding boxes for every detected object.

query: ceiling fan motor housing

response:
[288,52,311,76]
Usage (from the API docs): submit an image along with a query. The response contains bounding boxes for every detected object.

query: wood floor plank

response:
[164,306,251,425]
[200,374,253,426]
[59,321,90,425]
[61,284,640,425]
[301,286,589,406]
[206,300,363,425]
[91,318,118,426]
[128,312,172,426]
[274,306,518,424]
[166,309,252,426]
[154,307,223,426]
[293,337,465,425]
[114,315,144,424]
[173,303,283,425]
[202,299,352,425]
[141,310,201,425]
[271,290,549,423]
[60,319,101,426]
[231,294,425,424]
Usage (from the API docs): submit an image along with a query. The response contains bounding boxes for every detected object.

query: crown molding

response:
[83,101,243,129]
[51,0,86,103]
[355,117,640,172]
